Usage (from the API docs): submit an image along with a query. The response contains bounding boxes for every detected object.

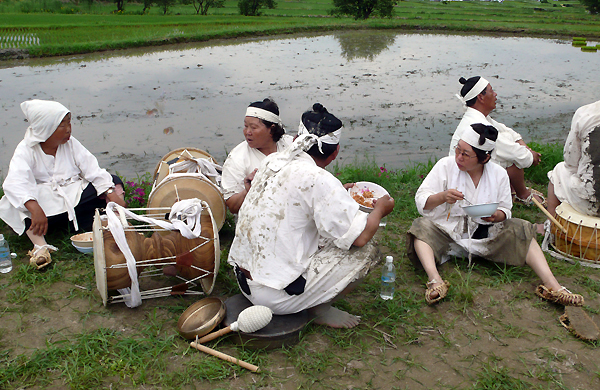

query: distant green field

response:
[0,0,599,57]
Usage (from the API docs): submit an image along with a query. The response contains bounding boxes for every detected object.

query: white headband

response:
[455,77,489,105]
[245,107,282,126]
[460,126,495,152]
[297,122,342,154]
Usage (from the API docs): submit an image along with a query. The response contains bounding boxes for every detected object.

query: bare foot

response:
[313,307,361,328]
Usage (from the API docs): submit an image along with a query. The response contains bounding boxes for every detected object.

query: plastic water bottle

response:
[380,255,395,300]
[0,234,13,274]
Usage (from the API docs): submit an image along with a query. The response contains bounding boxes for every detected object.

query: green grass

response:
[1,143,600,388]
[0,0,599,57]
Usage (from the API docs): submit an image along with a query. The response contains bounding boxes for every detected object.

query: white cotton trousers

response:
[238,240,380,315]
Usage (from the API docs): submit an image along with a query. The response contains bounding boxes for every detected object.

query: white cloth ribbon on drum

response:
[168,158,223,186]
[105,199,207,308]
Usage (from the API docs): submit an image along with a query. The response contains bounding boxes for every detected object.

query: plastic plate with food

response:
[348,182,390,213]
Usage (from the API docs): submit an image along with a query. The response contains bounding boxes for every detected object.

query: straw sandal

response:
[425,279,450,305]
[535,285,584,307]
[559,306,600,341]
[513,188,547,207]
[28,244,56,270]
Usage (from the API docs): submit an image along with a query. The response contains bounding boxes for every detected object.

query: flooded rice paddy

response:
[1,31,599,178]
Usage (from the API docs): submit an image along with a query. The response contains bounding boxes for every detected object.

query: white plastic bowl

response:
[348,181,390,213]
[72,242,94,254]
[70,232,93,248]
[461,202,499,218]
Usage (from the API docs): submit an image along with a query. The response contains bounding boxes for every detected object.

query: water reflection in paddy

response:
[1,31,599,178]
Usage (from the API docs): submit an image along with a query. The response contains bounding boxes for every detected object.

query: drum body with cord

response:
[147,173,226,231]
[551,202,600,265]
[93,204,220,307]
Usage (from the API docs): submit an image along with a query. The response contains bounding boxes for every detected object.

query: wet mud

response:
[1,31,599,178]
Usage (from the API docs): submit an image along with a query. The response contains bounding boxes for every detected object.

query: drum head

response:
[556,203,600,228]
[153,148,218,185]
[147,174,226,231]
[93,210,108,307]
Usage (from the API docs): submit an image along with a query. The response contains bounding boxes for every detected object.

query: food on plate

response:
[348,182,389,211]
[351,189,376,208]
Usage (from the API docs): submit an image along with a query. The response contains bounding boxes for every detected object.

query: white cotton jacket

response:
[220,135,293,200]
[450,107,533,169]
[228,151,368,290]
[548,100,600,215]
[0,137,114,234]
[415,156,512,256]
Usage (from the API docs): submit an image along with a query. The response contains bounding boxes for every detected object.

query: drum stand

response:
[93,203,220,307]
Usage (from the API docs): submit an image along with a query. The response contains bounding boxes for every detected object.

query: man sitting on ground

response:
[227,103,395,329]
[449,76,544,206]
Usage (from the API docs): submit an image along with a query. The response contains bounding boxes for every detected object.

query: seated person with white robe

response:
[408,123,583,307]
[547,100,600,217]
[220,98,293,214]
[227,103,395,329]
[0,100,125,269]
[449,76,544,206]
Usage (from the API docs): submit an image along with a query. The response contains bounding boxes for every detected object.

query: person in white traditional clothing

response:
[547,100,600,217]
[409,122,583,307]
[221,98,293,214]
[449,76,545,207]
[0,100,126,269]
[228,103,395,328]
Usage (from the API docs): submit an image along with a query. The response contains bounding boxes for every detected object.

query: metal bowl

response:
[177,297,226,340]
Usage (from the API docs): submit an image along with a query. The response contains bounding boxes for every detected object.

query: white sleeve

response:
[495,165,513,220]
[563,108,583,169]
[491,119,533,169]
[71,137,114,194]
[221,145,248,200]
[2,143,38,212]
[311,172,367,250]
[415,158,447,215]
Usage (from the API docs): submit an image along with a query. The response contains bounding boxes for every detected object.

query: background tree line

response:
[113,0,276,15]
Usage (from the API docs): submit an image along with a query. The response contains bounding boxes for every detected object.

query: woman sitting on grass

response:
[407,123,583,307]
[0,100,125,269]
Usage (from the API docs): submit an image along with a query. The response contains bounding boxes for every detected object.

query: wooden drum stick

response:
[190,341,260,372]
[532,197,568,235]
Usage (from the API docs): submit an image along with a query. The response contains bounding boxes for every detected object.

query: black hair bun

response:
[312,103,327,113]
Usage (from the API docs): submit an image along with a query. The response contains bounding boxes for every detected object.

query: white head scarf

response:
[21,100,70,147]
[455,77,489,106]
[245,107,283,126]
[460,125,496,152]
[297,121,342,154]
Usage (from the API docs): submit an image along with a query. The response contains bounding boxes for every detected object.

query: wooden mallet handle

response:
[531,197,568,235]
[190,341,260,372]
[197,326,233,343]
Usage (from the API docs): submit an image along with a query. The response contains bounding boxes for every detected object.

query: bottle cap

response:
[385,255,393,262]
[0,234,4,242]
